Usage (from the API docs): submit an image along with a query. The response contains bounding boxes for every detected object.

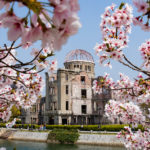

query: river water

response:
[0,139,126,150]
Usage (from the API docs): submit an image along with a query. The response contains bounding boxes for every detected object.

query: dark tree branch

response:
[0,41,15,61]
[123,55,150,76]
[2,74,28,88]
[0,44,22,52]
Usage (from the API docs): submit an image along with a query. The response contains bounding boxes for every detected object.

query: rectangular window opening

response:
[81,76,85,83]
[66,101,69,110]
[88,66,91,71]
[66,85,69,94]
[81,89,87,98]
[62,119,67,125]
[80,65,82,70]
[81,105,87,114]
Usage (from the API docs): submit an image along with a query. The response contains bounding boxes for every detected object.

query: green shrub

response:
[0,123,145,132]
[34,125,40,129]
[24,124,122,131]
[48,129,79,144]
[23,124,28,129]
[100,124,129,132]
[13,124,22,128]
[45,124,140,132]
[0,123,6,128]
[46,125,80,130]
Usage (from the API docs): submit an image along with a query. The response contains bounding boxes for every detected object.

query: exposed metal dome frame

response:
[65,49,94,63]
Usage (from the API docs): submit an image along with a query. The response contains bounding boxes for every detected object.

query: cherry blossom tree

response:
[0,0,81,122]
[93,1,150,149]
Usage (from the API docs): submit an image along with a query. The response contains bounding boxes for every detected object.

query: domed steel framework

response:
[65,49,94,63]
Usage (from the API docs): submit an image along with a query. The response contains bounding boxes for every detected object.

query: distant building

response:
[21,97,45,124]
[21,49,111,125]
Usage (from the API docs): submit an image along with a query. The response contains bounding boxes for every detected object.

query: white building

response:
[43,49,111,125]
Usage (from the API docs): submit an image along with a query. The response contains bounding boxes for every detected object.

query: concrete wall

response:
[8,131,48,142]
[0,129,123,147]
[77,133,123,146]
[64,61,95,78]
[72,100,92,115]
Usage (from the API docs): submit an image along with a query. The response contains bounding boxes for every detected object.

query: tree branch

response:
[123,55,150,76]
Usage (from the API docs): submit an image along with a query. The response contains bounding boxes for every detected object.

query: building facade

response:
[21,49,111,125]
[21,97,45,124]
[43,49,111,125]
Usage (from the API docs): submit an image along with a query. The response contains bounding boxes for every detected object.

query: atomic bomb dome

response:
[64,49,94,63]
[22,49,111,126]
[64,49,95,78]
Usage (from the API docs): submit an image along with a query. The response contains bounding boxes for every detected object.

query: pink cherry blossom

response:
[117,127,150,150]
[2,14,26,41]
[139,39,150,70]
[105,100,145,125]
[93,9,150,144]
[48,59,57,74]
[94,3,133,67]
[132,0,150,31]
[0,0,80,123]
[133,0,148,14]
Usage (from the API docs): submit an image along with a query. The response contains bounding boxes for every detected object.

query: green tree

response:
[10,105,21,120]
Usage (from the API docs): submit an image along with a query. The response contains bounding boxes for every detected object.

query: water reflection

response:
[0,139,125,150]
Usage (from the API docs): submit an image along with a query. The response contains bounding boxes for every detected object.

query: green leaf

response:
[106,43,109,49]
[119,106,127,111]
[47,52,54,57]
[119,3,125,10]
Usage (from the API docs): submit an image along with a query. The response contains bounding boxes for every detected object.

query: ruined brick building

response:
[21,49,111,125]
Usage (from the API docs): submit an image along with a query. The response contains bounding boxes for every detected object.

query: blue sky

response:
[0,0,149,86]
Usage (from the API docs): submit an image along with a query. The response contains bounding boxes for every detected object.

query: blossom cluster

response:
[0,0,81,51]
[115,73,150,104]
[105,100,145,126]
[94,3,133,67]
[132,0,150,31]
[93,72,150,104]
[0,106,12,122]
[31,47,57,72]
[0,0,80,121]
[0,0,80,74]
[93,72,150,150]
[139,39,150,70]
[0,47,45,118]
[92,73,114,94]
[93,72,150,149]
[117,126,150,150]
[93,2,150,150]
[0,70,44,121]
[45,0,81,50]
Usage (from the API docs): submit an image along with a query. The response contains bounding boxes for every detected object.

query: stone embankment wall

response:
[8,131,48,142]
[77,133,123,146]
[0,128,123,146]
